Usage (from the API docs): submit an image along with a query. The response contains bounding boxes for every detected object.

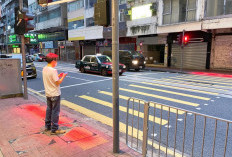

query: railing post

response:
[142,102,149,157]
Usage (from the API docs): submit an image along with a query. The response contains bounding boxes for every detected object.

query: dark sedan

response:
[75,55,126,76]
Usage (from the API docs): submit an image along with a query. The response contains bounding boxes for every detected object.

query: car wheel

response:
[80,67,85,73]
[126,65,130,71]
[135,69,140,72]
[101,69,108,76]
[119,73,123,76]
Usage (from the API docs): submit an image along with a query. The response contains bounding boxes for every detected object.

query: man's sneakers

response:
[51,129,66,135]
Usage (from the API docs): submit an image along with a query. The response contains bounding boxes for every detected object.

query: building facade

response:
[157,0,232,71]
[28,0,69,60]
[1,0,231,71]
[0,0,28,54]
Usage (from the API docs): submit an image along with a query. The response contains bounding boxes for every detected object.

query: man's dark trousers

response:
[45,96,60,132]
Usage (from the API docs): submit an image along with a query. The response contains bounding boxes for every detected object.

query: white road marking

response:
[204,104,208,106]
[66,76,91,81]
[211,100,215,102]
[187,113,193,116]
[216,97,220,99]
[196,108,201,110]
[177,119,183,122]
[165,125,171,128]
[151,133,157,137]
[37,78,112,93]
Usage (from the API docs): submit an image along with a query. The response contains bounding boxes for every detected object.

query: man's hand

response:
[58,73,68,78]
[56,73,68,85]
[58,73,64,78]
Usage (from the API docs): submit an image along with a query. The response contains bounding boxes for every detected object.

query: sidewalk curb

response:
[144,67,189,74]
[0,148,3,157]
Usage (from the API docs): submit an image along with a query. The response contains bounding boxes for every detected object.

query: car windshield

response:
[26,56,33,63]
[98,56,112,63]
[131,51,142,56]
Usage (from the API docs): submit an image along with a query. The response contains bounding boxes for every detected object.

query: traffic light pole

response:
[112,0,119,153]
[180,30,185,73]
[19,0,28,99]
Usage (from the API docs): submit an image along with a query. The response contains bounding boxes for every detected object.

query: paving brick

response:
[0,96,141,157]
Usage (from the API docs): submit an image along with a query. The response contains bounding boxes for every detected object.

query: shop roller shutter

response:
[171,42,207,70]
[84,46,96,55]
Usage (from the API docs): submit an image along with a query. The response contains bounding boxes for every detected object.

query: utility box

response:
[0,59,23,99]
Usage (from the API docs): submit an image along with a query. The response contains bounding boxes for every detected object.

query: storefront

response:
[38,32,66,57]
[169,31,211,70]
[137,35,167,67]
[59,41,80,61]
[97,37,136,54]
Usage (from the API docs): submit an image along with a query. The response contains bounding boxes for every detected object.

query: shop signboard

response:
[8,35,21,44]
[44,41,53,49]
[38,32,66,42]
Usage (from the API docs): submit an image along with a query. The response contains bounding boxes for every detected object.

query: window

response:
[83,56,91,62]
[38,14,48,22]
[91,57,97,63]
[38,8,61,22]
[86,17,94,27]
[68,19,84,30]
[49,8,61,19]
[68,0,84,12]
[119,9,125,22]
[120,0,126,4]
[206,0,232,17]
[163,0,197,25]
[85,0,97,9]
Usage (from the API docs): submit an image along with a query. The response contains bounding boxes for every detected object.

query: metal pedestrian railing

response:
[126,97,232,157]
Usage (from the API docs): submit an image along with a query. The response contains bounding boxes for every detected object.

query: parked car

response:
[102,50,146,71]
[8,54,37,79]
[0,54,11,58]
[75,55,126,76]
[33,53,46,62]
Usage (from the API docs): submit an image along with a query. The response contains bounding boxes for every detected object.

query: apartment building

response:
[157,0,232,71]
[0,0,28,53]
[28,0,68,59]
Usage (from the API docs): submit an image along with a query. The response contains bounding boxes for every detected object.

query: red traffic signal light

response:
[183,35,189,45]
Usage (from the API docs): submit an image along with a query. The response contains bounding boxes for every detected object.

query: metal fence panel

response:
[125,98,232,157]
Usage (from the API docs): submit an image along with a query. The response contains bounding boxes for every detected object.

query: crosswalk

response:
[31,62,232,156]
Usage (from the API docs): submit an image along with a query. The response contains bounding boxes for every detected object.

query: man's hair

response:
[46,53,58,63]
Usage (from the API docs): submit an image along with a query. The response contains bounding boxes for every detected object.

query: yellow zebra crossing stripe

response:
[120,88,199,107]
[129,84,210,101]
[152,79,228,91]
[61,100,183,157]
[141,82,219,95]
[28,88,46,98]
[79,95,167,125]
[98,91,185,114]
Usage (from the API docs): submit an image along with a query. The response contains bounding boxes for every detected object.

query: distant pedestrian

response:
[42,53,67,135]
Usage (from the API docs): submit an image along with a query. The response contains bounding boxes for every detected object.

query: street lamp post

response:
[112,0,119,153]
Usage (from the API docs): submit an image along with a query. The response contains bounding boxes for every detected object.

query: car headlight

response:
[132,60,138,65]
[123,65,126,69]
[144,61,146,64]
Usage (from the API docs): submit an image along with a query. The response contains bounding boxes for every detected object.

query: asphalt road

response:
[27,61,232,157]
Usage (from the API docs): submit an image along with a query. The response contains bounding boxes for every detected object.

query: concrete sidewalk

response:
[0,95,141,157]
